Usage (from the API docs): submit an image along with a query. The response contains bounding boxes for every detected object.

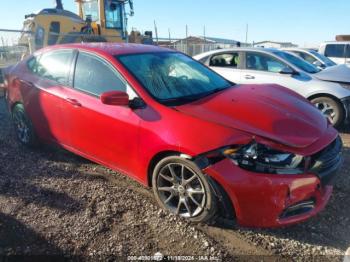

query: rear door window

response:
[73,52,126,96]
[325,44,346,58]
[210,53,240,68]
[36,50,74,85]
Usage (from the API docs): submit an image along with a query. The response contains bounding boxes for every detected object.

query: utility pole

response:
[185,25,189,54]
[203,25,206,53]
[245,24,249,45]
[154,20,159,44]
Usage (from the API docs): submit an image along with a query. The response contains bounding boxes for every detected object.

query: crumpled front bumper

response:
[205,158,337,228]
[204,135,342,228]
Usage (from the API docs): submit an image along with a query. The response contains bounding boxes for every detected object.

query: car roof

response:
[37,43,175,56]
[320,41,350,45]
[193,47,280,58]
[282,48,310,51]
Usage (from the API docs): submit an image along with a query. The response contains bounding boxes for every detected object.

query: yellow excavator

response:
[19,0,153,53]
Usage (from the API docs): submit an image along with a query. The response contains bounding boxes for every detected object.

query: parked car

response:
[194,48,350,127]
[319,42,350,65]
[282,48,337,69]
[3,43,342,228]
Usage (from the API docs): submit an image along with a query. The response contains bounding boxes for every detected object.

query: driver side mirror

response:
[279,67,297,75]
[100,91,129,106]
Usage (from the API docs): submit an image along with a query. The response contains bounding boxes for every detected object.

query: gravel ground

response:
[0,97,349,261]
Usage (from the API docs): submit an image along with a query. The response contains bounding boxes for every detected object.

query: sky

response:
[1,0,350,47]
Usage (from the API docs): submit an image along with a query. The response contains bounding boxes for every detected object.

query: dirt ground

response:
[0,97,349,261]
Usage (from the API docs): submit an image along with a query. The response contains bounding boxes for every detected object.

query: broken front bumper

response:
[204,137,343,228]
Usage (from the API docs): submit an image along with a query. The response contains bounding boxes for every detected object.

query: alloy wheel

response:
[13,110,30,144]
[156,163,206,218]
[315,101,336,124]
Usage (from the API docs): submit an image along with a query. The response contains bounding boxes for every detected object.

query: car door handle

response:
[65,98,82,107]
[244,75,255,80]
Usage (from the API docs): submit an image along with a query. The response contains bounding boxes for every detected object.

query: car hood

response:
[176,84,328,148]
[314,64,350,83]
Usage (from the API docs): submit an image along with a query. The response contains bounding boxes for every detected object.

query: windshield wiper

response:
[161,86,231,106]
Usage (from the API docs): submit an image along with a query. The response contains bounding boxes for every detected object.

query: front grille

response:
[280,199,315,219]
[309,136,343,185]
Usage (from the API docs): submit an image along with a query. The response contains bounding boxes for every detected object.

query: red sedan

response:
[2,43,343,228]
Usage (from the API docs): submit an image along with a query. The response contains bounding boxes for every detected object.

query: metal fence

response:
[157,38,251,57]
[0,28,249,67]
[0,30,29,68]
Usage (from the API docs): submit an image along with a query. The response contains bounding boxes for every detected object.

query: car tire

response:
[311,96,344,127]
[152,156,217,223]
[12,104,39,147]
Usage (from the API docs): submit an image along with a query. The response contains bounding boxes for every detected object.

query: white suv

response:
[319,42,350,66]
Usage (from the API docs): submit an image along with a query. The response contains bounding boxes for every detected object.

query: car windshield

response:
[309,50,337,67]
[273,51,321,74]
[117,52,232,106]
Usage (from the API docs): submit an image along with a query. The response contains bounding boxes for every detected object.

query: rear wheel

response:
[311,96,344,127]
[12,104,38,147]
[152,156,217,223]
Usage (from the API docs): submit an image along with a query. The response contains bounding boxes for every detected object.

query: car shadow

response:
[0,212,63,256]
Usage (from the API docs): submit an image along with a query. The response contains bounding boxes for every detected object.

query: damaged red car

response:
[3,43,343,228]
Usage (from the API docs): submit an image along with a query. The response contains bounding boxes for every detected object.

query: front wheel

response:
[152,156,217,223]
[311,96,344,127]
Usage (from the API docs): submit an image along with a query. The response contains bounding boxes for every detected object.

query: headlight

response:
[223,142,304,175]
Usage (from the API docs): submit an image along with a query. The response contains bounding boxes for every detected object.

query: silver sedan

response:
[194,48,350,127]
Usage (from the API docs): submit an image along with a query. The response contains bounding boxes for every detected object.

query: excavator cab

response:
[19,0,138,54]
[77,0,132,40]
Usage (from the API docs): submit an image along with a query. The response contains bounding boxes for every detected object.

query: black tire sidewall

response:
[311,97,344,127]
[152,156,217,223]
[12,104,38,147]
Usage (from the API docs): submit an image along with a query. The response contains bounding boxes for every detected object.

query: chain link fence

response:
[156,37,251,57]
[0,29,248,68]
[0,29,30,68]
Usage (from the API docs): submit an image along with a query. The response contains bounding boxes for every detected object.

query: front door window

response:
[246,52,287,73]
[105,0,122,29]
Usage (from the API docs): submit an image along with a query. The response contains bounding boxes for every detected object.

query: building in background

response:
[253,41,298,48]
